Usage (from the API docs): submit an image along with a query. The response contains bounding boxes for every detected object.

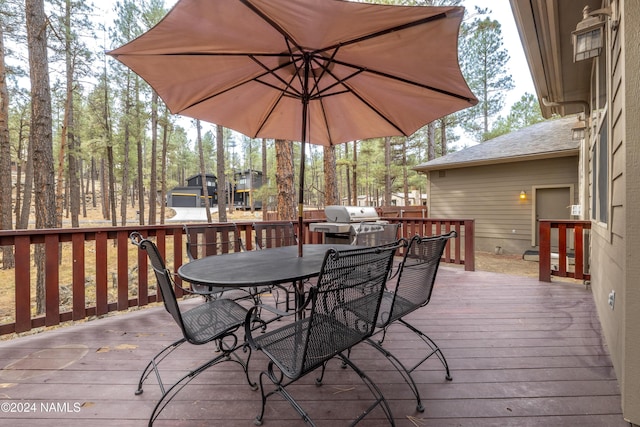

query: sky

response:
[463,0,537,112]
[97,0,537,148]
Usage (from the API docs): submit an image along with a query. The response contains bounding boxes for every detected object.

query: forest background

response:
[0,0,546,266]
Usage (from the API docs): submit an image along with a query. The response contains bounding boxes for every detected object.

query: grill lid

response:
[324,205,379,223]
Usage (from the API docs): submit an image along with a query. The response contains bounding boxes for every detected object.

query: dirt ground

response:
[473,251,540,277]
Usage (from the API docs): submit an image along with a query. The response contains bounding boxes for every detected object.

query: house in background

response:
[415,116,580,255]
[509,1,639,424]
[233,169,263,210]
[167,173,218,208]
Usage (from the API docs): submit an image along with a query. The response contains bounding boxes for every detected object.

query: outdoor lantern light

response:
[572,119,587,140]
[572,3,619,62]
[520,191,527,201]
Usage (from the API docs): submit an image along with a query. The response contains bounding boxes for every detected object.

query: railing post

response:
[14,235,31,333]
[45,234,60,326]
[574,224,585,280]
[464,220,475,271]
[72,233,86,321]
[539,221,551,282]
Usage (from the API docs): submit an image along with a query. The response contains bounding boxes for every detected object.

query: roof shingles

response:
[415,116,580,171]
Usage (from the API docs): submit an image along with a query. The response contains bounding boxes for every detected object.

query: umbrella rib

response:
[314,11,453,55]
[330,59,475,103]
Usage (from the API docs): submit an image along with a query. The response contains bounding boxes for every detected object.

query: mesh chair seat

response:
[182,298,248,344]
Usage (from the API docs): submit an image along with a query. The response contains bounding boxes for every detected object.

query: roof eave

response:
[414,149,579,173]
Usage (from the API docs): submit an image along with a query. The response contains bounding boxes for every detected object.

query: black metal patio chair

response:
[351,231,456,413]
[253,221,298,250]
[245,242,401,426]
[252,221,300,312]
[183,223,254,301]
[130,232,255,426]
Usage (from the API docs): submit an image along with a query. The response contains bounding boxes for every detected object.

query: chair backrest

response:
[184,223,244,261]
[253,222,297,249]
[299,242,399,375]
[383,231,456,325]
[130,232,187,337]
[352,222,400,246]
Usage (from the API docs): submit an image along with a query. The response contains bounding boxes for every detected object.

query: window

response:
[591,113,608,224]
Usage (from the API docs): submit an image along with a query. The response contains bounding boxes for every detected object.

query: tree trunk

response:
[0,25,14,268]
[107,147,116,226]
[345,142,351,206]
[14,117,25,226]
[159,110,169,224]
[27,0,57,315]
[427,122,436,161]
[120,74,133,226]
[440,117,448,156]
[352,141,358,206]
[137,100,144,225]
[261,138,267,220]
[216,125,227,222]
[323,145,338,206]
[148,91,158,225]
[384,136,391,207]
[197,120,212,223]
[402,138,409,205]
[65,0,79,228]
[275,139,295,220]
[90,157,96,208]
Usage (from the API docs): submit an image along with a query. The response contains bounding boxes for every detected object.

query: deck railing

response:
[538,220,591,282]
[0,218,473,336]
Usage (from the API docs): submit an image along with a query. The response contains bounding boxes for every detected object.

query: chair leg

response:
[363,338,425,412]
[135,338,186,396]
[138,336,255,425]
[365,320,452,413]
[398,318,452,381]
[254,357,393,426]
[338,354,395,426]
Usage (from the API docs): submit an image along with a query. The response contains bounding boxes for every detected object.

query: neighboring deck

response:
[0,267,627,426]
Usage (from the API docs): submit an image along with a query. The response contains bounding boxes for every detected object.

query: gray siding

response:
[427,156,578,254]
[591,0,640,421]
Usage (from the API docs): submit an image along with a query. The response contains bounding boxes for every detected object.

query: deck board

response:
[0,267,628,426]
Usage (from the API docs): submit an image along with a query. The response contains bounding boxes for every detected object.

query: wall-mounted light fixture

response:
[572,3,619,62]
[572,118,587,140]
[520,190,527,201]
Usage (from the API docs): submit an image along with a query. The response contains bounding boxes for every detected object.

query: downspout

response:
[542,97,591,220]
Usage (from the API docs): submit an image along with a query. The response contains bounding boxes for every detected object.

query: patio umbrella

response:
[108,0,477,256]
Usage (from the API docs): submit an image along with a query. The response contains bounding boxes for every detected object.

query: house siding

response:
[589,0,640,422]
[621,0,640,420]
[426,156,578,254]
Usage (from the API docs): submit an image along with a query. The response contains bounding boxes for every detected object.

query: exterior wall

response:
[589,1,640,423]
[620,0,640,421]
[426,156,578,255]
[622,0,640,420]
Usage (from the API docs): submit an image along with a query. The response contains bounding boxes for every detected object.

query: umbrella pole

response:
[298,141,305,258]
[298,55,311,258]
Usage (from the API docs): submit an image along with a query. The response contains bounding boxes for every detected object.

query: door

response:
[535,187,571,249]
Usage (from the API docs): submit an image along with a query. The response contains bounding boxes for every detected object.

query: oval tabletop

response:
[177,244,355,288]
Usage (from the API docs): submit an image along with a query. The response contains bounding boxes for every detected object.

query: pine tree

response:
[459,9,514,142]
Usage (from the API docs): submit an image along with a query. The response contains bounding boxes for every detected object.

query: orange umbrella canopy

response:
[108,0,477,147]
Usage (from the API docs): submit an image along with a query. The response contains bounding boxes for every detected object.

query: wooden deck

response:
[0,267,628,426]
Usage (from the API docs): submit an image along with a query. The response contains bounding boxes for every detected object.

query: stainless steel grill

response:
[309,206,389,245]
